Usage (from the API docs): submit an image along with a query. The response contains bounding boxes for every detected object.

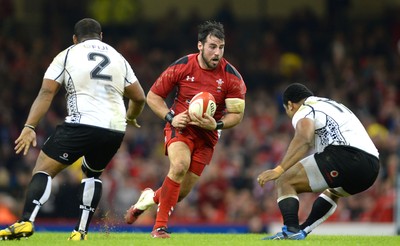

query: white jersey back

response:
[44,39,138,132]
[292,96,379,158]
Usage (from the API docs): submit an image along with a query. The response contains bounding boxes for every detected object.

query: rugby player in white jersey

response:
[257,83,380,240]
[0,18,145,241]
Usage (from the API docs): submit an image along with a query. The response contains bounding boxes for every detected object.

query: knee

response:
[275,175,286,188]
[81,164,102,179]
[169,161,189,179]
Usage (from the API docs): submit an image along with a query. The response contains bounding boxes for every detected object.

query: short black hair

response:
[74,18,101,41]
[198,20,225,43]
[283,83,314,106]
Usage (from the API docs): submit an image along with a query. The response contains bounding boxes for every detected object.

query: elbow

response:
[235,112,245,124]
[225,112,244,129]
[132,89,146,105]
[130,97,146,111]
[146,91,162,110]
[137,94,146,105]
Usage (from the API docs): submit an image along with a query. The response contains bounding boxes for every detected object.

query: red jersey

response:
[150,53,247,145]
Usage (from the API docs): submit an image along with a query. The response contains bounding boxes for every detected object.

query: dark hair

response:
[283,83,314,106]
[74,18,101,41]
[198,20,225,43]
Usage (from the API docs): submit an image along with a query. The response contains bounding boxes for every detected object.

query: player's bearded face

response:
[199,35,225,69]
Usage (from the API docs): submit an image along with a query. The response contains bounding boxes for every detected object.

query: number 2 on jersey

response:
[88,52,112,81]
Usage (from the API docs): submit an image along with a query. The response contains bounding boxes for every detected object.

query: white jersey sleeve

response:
[44,40,138,132]
[292,96,379,158]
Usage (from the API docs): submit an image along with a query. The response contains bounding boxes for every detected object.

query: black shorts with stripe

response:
[42,123,124,171]
[314,145,380,195]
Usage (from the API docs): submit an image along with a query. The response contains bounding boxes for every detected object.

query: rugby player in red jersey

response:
[125,20,247,238]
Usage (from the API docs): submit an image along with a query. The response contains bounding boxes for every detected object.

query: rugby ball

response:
[188,92,216,118]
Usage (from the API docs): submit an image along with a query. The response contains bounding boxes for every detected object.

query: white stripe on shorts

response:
[300,155,328,192]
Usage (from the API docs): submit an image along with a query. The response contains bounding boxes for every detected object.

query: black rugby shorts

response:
[42,123,124,170]
[314,145,380,195]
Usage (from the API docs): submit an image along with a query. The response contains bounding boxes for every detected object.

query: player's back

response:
[57,40,130,131]
[295,96,379,157]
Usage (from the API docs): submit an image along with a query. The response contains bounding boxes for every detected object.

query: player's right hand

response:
[257,169,282,187]
[15,127,37,155]
[172,110,190,129]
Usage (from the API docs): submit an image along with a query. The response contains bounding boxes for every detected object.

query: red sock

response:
[153,188,161,204]
[153,176,180,230]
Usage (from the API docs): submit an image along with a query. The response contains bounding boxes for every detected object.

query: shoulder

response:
[220,59,246,94]
[169,54,197,67]
[294,99,317,121]
[222,59,243,80]
[304,96,324,104]
[162,54,198,78]
[51,45,75,63]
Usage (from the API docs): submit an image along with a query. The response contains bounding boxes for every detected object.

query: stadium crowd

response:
[0,1,398,232]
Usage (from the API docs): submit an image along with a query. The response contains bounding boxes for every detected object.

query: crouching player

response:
[257,83,380,240]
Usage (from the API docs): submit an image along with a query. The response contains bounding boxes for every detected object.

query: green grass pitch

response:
[1,232,399,246]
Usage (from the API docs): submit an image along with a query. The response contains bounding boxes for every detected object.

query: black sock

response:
[21,172,52,222]
[74,178,102,233]
[300,194,337,234]
[278,196,299,233]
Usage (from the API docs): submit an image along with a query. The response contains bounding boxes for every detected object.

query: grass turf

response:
[1,233,399,246]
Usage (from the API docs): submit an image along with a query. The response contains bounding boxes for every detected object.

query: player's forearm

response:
[279,136,312,171]
[126,99,145,120]
[124,81,146,120]
[147,91,171,120]
[25,88,55,127]
[277,118,315,170]
[217,112,243,129]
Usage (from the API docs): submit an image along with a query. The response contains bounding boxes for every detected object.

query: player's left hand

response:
[126,118,141,128]
[15,127,37,156]
[257,169,282,187]
[189,113,216,130]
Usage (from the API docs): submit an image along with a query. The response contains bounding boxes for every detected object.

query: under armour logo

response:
[186,76,195,81]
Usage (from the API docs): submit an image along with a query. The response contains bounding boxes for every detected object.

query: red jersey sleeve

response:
[150,56,189,98]
[224,62,247,100]
[150,67,177,98]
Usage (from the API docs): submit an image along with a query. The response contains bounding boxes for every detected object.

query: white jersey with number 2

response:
[43,39,138,132]
[292,96,379,158]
